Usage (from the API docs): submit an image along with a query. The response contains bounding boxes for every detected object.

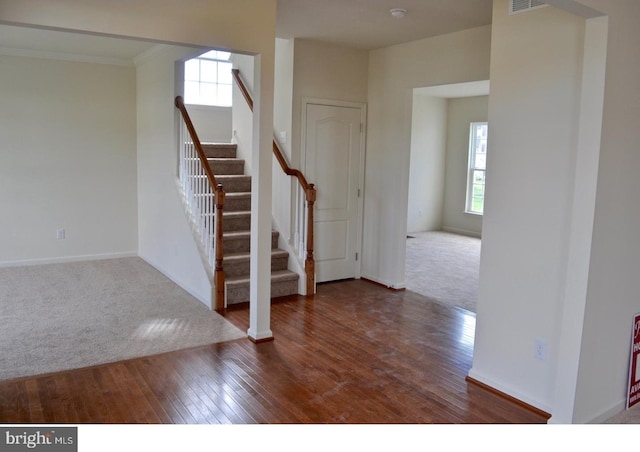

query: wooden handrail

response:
[232,69,253,112]
[232,70,314,192]
[231,69,316,295]
[175,95,226,311]
[272,142,314,191]
[175,96,219,189]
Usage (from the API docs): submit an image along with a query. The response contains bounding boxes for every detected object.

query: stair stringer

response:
[174,177,215,307]
[271,214,308,296]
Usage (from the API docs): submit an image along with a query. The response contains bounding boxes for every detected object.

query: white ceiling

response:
[0,25,157,65]
[276,0,494,50]
[0,1,494,61]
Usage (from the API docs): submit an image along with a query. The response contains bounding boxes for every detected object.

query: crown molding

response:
[0,45,135,66]
[132,43,171,66]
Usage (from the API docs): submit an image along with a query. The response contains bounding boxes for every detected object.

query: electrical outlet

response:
[534,338,547,361]
[56,228,65,240]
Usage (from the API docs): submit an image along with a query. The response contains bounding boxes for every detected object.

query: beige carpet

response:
[605,404,640,424]
[405,231,481,313]
[0,257,246,381]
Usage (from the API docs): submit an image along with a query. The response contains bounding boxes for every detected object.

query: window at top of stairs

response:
[184,50,233,107]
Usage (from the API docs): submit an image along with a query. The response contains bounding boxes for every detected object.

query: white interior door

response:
[304,101,364,283]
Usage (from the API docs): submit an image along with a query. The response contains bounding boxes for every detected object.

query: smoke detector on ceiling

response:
[389,8,407,19]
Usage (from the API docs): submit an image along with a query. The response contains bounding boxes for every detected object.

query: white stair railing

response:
[175,96,226,310]
[179,126,216,271]
[231,69,316,295]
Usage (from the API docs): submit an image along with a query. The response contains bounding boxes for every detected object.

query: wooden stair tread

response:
[207,157,245,163]
[223,211,251,219]
[225,248,289,261]
[188,140,299,302]
[226,270,300,285]
[223,230,278,238]
[216,174,251,179]
[201,142,236,147]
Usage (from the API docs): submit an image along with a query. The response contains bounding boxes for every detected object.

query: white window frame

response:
[465,122,488,215]
[184,50,233,107]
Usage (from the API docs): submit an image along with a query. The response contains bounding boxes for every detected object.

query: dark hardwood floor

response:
[0,279,547,424]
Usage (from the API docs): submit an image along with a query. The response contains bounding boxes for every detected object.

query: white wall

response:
[184,105,232,143]
[469,2,586,414]
[230,53,255,175]
[365,25,491,287]
[272,38,304,290]
[290,38,369,188]
[406,95,447,233]
[273,38,295,246]
[0,0,278,331]
[136,44,214,307]
[273,39,294,164]
[567,0,640,423]
[472,0,640,424]
[552,13,608,424]
[442,96,488,237]
[271,39,369,291]
[0,54,137,265]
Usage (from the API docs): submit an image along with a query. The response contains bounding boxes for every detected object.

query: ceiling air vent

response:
[509,0,548,14]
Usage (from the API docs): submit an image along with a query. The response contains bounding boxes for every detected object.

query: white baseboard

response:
[550,399,627,424]
[0,251,138,268]
[442,226,482,238]
[1,251,214,311]
[138,255,212,309]
[588,399,628,424]
[247,328,274,342]
[361,273,406,290]
[467,367,552,417]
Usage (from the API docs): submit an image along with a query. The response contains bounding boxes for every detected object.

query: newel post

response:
[305,184,316,296]
[214,184,226,311]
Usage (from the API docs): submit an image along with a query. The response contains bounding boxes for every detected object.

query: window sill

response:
[464,211,484,217]
[184,104,232,112]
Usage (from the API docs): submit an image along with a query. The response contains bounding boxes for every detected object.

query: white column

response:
[550,15,608,424]
[248,52,275,342]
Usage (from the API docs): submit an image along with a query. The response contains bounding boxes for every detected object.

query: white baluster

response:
[177,114,217,276]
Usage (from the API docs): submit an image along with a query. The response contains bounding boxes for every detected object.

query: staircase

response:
[202,142,300,305]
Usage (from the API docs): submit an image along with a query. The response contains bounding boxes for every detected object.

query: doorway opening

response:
[405,81,489,313]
